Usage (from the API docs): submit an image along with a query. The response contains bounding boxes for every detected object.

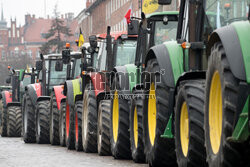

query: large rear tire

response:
[75,100,83,151]
[110,76,131,159]
[23,93,36,143]
[7,106,22,137]
[143,58,177,167]
[205,42,249,166]
[59,101,66,146]
[82,83,97,153]
[36,100,50,144]
[65,101,75,149]
[130,89,145,163]
[50,92,60,145]
[174,80,207,167]
[97,100,111,156]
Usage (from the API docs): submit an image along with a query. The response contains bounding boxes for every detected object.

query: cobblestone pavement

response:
[0,137,148,167]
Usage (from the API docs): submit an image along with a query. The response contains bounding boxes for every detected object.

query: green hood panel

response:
[232,21,250,83]
[124,64,137,92]
[72,78,82,101]
[164,41,184,85]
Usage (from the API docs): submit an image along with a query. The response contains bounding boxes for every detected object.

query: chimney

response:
[47,15,50,19]
[25,14,32,25]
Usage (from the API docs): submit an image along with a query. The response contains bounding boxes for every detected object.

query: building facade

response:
[77,0,179,40]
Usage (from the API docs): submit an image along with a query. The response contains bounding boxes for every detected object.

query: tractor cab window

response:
[96,41,107,71]
[73,58,81,78]
[115,39,137,66]
[154,21,178,45]
[205,0,248,30]
[49,60,67,87]
[22,76,31,87]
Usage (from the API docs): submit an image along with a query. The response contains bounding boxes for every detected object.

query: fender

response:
[25,83,42,106]
[88,72,105,97]
[63,78,82,106]
[145,41,184,88]
[6,102,21,108]
[53,86,66,110]
[1,91,12,108]
[37,96,50,102]
[208,21,250,82]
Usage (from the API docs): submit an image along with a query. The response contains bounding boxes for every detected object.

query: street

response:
[0,137,148,167]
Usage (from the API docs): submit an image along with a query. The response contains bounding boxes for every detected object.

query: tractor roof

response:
[147,11,179,18]
[97,31,137,40]
[44,54,62,60]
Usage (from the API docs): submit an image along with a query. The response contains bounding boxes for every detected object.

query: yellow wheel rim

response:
[209,71,222,154]
[134,107,138,148]
[113,90,119,143]
[148,83,157,146]
[180,102,189,157]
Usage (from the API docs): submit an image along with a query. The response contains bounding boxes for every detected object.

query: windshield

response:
[154,21,178,45]
[206,0,249,29]
[22,76,31,87]
[49,60,67,87]
[73,58,81,78]
[115,39,137,66]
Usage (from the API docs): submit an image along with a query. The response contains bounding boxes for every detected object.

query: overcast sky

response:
[1,0,85,26]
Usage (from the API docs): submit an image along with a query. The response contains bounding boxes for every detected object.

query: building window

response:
[17,30,19,38]
[1,50,5,60]
[28,50,32,58]
[12,25,15,38]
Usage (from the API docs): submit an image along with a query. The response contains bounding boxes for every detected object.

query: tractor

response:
[0,85,11,135]
[1,67,36,137]
[61,40,98,150]
[22,53,68,143]
[141,0,250,166]
[49,45,82,145]
[126,11,179,163]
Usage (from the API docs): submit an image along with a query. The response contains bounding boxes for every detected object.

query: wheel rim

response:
[66,103,70,138]
[148,83,156,146]
[112,90,119,143]
[75,112,78,142]
[134,107,138,148]
[180,101,189,157]
[209,71,223,154]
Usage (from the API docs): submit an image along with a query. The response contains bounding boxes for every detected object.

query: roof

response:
[97,31,132,40]
[146,11,179,18]
[23,18,79,44]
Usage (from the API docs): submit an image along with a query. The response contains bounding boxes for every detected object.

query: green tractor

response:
[0,67,36,137]
[108,11,178,163]
[142,0,250,166]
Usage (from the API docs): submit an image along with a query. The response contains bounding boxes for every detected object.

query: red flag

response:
[124,4,132,24]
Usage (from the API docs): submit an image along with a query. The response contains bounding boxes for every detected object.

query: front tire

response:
[174,80,207,167]
[75,100,83,151]
[36,100,50,144]
[205,42,249,166]
[50,92,60,145]
[23,93,36,143]
[97,100,111,156]
[143,58,177,167]
[130,89,145,163]
[7,106,22,137]
[1,102,7,137]
[82,83,97,153]
[65,101,75,150]
[59,101,66,146]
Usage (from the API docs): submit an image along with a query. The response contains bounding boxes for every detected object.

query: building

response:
[77,0,179,41]
[0,10,79,64]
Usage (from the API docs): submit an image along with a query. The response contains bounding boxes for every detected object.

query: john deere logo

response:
[142,0,159,14]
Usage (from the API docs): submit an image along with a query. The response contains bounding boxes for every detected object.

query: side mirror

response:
[6,77,11,84]
[62,49,70,64]
[36,60,43,71]
[158,0,172,5]
[55,60,63,71]
[89,35,97,48]
[128,20,139,35]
